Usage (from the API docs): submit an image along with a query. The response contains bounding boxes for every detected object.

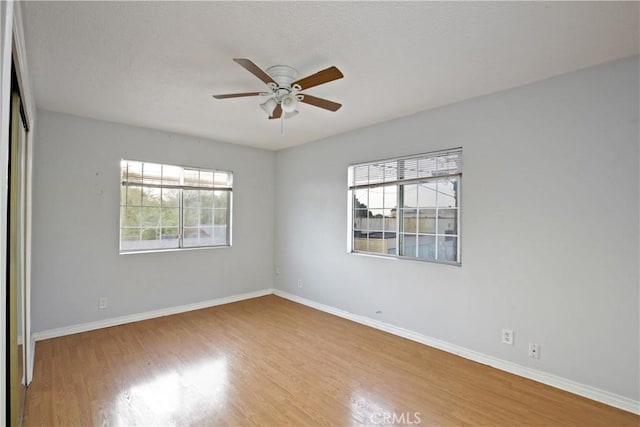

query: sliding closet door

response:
[8,86,27,427]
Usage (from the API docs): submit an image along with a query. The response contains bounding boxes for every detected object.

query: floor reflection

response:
[350,389,394,426]
[116,357,228,426]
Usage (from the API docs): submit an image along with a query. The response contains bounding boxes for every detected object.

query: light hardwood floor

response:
[23,295,638,426]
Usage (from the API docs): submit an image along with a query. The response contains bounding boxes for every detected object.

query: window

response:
[348,148,462,265]
[120,160,232,253]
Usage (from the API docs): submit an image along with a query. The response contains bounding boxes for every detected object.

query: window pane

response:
[182,227,199,247]
[142,207,160,227]
[214,209,227,225]
[354,209,369,219]
[437,236,458,262]
[161,188,179,207]
[183,190,199,208]
[141,227,159,241]
[366,232,387,254]
[120,227,140,240]
[418,209,436,233]
[200,208,213,226]
[199,190,214,209]
[213,224,228,245]
[353,189,368,208]
[161,208,179,228]
[384,213,396,233]
[384,186,397,209]
[158,228,179,249]
[183,228,215,247]
[400,233,417,257]
[417,235,436,260]
[353,214,368,234]
[214,191,228,209]
[123,207,141,227]
[368,209,384,231]
[417,182,437,207]
[161,227,179,240]
[384,234,397,255]
[126,186,143,206]
[199,226,214,245]
[120,228,141,251]
[183,208,197,227]
[403,184,418,208]
[142,187,161,207]
[400,208,416,234]
[438,209,457,234]
[368,186,384,208]
[353,230,367,252]
[437,178,458,208]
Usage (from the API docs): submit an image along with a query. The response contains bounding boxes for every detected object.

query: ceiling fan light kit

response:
[213,58,344,126]
[260,98,278,116]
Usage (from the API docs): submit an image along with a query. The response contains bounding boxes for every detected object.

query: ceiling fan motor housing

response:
[266,65,299,88]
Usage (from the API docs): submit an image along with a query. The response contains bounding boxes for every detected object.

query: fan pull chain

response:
[281,115,284,135]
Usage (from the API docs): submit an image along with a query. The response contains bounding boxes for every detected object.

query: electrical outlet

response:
[99,297,108,310]
[502,328,514,345]
[528,343,540,359]
[297,279,303,288]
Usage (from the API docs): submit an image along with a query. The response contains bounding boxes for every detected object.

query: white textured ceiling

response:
[22,1,639,150]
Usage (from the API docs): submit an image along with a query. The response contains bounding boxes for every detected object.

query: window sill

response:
[119,245,231,255]
[348,250,461,267]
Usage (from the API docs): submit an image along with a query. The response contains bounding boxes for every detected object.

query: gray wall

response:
[32,110,275,332]
[274,56,639,400]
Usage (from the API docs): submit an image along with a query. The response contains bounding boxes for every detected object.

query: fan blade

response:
[269,104,283,119]
[292,66,343,90]
[233,58,276,85]
[212,92,262,99]
[300,94,342,112]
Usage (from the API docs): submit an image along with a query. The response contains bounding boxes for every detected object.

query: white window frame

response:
[347,148,462,266]
[119,159,233,254]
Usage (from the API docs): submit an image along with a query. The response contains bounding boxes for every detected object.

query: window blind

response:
[350,148,462,189]
[121,160,232,191]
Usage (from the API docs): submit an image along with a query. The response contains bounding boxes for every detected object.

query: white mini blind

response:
[350,148,462,189]
[121,160,233,190]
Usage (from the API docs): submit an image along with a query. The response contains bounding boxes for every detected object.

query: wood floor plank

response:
[23,295,639,426]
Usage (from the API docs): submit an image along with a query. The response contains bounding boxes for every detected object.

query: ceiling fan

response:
[213,58,344,120]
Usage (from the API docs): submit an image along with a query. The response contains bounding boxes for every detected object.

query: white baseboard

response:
[273,289,640,415]
[32,288,274,342]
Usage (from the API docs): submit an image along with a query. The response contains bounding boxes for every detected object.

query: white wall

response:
[274,56,640,401]
[31,110,275,332]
